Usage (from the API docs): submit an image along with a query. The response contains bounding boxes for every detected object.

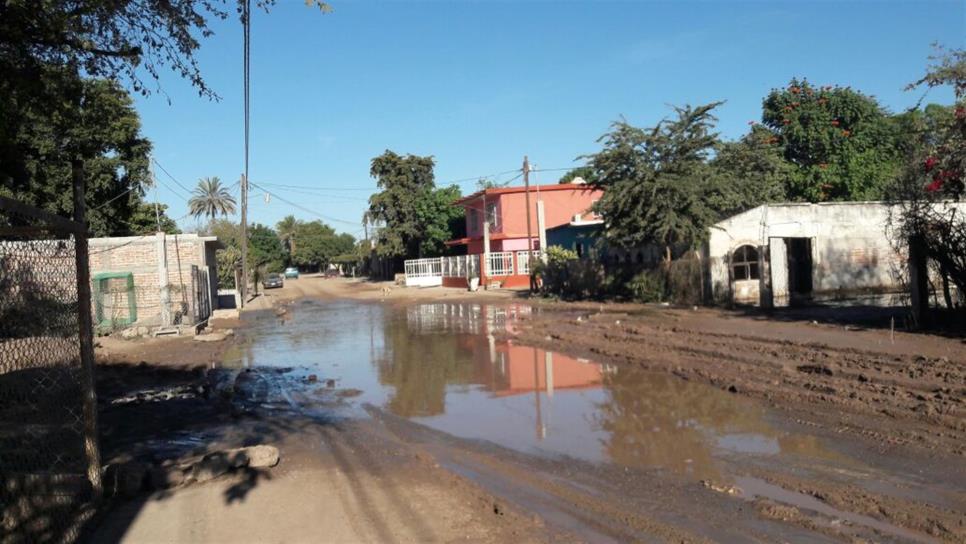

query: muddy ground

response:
[89,309,548,542]
[81,278,965,543]
[509,302,966,542]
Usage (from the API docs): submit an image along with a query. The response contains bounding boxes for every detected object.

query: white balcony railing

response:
[485,252,514,276]
[515,250,542,275]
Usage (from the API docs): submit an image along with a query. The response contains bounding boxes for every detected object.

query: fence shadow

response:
[63,360,338,543]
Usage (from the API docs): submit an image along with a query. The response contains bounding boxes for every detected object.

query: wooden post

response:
[157,232,170,326]
[523,156,534,293]
[908,235,929,327]
[482,220,491,289]
[72,159,104,499]
[240,173,248,307]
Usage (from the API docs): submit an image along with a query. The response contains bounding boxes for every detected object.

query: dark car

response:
[262,273,284,289]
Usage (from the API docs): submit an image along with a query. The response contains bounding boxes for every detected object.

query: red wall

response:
[497,188,600,237]
[462,184,602,242]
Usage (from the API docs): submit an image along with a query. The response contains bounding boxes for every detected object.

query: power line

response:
[249,181,361,227]
[152,158,195,195]
[154,177,191,201]
[257,181,376,192]
[254,186,370,202]
[92,185,138,211]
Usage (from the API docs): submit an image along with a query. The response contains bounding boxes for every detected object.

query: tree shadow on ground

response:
[34,360,339,543]
[726,302,966,339]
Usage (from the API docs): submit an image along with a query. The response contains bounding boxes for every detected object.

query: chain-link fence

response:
[0,196,101,543]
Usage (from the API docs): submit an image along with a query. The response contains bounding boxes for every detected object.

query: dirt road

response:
[86,281,965,543]
[91,318,549,543]
[244,274,517,309]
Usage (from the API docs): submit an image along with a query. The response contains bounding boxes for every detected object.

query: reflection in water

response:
[226,300,835,481]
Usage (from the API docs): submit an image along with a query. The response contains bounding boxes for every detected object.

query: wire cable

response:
[152,159,195,195]
[248,181,361,227]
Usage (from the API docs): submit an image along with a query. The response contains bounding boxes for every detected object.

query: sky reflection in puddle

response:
[223,299,832,481]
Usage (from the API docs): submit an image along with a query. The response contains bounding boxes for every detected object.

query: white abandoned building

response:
[707,201,965,307]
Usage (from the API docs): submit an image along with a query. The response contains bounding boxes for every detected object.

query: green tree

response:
[586,103,728,259]
[291,220,343,270]
[558,165,597,184]
[126,202,180,235]
[366,150,462,262]
[761,79,903,201]
[205,219,242,288]
[0,0,330,102]
[0,74,153,236]
[711,125,793,212]
[276,214,300,258]
[418,185,465,256]
[188,177,236,221]
[248,223,286,274]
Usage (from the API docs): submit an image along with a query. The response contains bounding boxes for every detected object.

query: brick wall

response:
[88,234,215,328]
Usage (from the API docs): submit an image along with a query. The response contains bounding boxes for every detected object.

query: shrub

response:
[626,269,667,302]
[536,247,608,299]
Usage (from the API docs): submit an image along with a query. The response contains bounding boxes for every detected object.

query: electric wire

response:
[248,181,361,227]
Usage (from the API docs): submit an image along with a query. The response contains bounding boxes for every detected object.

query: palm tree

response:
[276,215,299,257]
[189,177,237,221]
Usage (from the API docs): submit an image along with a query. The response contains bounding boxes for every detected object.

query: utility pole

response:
[72,159,104,499]
[240,173,248,307]
[240,0,251,305]
[150,157,161,232]
[523,156,535,293]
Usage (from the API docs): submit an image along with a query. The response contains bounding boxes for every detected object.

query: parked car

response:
[324,268,340,278]
[262,273,284,289]
[284,267,299,279]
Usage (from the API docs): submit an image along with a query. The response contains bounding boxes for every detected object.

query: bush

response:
[626,269,667,302]
[536,247,608,299]
[666,255,703,306]
[537,248,705,304]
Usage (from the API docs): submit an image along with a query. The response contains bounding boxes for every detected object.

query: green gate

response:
[92,271,137,332]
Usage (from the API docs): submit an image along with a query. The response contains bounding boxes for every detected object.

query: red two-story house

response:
[444,181,603,288]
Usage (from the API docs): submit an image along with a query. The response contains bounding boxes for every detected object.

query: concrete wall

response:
[709,202,906,305]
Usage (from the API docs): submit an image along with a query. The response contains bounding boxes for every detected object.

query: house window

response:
[485,202,499,230]
[732,245,759,280]
[469,208,479,232]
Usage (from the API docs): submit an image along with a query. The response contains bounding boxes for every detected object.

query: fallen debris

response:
[193,332,228,342]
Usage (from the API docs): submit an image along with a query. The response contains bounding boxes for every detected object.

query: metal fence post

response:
[72,159,104,499]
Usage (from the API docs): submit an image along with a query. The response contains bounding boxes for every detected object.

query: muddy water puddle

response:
[222,300,844,481]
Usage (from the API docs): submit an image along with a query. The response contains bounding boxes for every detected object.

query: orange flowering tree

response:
[761,79,904,202]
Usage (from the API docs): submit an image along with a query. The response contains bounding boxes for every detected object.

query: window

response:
[469,209,479,232]
[732,245,759,281]
[485,202,499,230]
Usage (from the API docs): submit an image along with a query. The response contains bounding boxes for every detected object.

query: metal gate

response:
[0,194,102,542]
[192,265,212,324]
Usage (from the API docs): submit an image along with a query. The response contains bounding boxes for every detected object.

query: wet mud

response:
[94,298,966,542]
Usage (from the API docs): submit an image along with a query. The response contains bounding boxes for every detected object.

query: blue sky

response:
[136,0,965,237]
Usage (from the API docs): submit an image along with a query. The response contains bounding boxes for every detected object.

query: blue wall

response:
[546,223,603,258]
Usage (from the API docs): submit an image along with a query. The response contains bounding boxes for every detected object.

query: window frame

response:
[731,244,760,281]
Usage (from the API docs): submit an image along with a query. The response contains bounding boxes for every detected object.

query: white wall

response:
[708,202,963,305]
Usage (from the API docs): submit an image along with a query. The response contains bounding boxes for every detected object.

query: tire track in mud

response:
[518,314,965,454]
[510,309,966,542]
[366,405,849,544]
